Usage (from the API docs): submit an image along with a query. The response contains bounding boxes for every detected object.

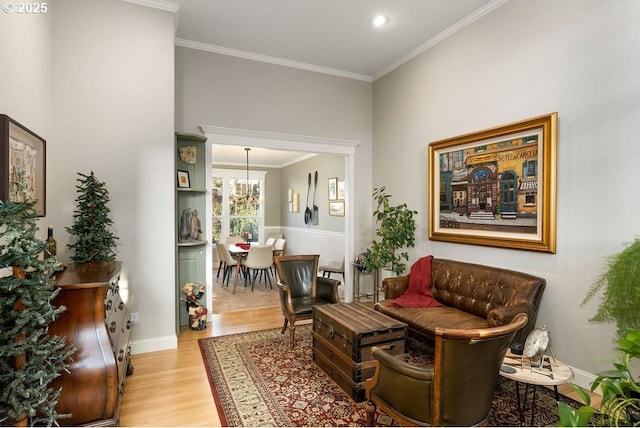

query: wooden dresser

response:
[49,262,133,426]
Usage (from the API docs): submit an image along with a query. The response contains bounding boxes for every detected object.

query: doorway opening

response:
[201,125,359,319]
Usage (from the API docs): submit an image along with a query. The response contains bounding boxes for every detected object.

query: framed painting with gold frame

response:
[428,112,557,253]
[0,114,46,216]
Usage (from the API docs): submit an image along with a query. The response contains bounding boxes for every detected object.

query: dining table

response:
[227,243,250,294]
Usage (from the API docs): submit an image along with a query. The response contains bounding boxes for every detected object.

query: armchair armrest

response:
[365,346,434,425]
[381,275,409,300]
[316,276,341,303]
[487,302,535,327]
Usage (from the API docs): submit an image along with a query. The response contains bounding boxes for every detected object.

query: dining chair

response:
[273,238,286,256]
[242,244,274,291]
[218,242,239,287]
[319,257,345,279]
[215,241,227,279]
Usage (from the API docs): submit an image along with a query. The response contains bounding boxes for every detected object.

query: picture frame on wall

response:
[337,180,345,199]
[329,200,345,217]
[177,170,191,188]
[0,114,46,216]
[328,177,338,200]
[428,112,557,253]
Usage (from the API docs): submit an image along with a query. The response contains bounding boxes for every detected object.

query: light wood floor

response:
[119,306,286,427]
[119,306,598,426]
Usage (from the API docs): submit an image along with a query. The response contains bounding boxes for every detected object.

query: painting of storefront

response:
[438,135,539,232]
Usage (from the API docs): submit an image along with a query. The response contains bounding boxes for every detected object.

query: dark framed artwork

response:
[177,170,191,188]
[0,114,46,216]
[428,112,557,253]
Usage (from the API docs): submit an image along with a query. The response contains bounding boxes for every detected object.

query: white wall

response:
[0,4,53,209]
[50,0,177,352]
[373,0,640,383]
[176,47,374,260]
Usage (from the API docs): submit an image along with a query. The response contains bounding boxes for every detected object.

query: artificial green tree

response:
[66,171,119,263]
[0,200,75,426]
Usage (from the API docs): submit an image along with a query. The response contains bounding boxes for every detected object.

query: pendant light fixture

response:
[245,147,251,198]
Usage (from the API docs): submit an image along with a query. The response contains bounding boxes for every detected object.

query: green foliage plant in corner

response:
[66,171,119,263]
[581,238,640,338]
[557,329,640,427]
[0,200,75,426]
[364,186,418,276]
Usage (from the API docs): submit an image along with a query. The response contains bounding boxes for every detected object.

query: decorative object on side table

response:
[364,186,417,276]
[523,324,550,366]
[0,199,74,426]
[0,114,47,216]
[66,171,119,263]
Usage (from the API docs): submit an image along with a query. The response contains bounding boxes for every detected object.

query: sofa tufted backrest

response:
[430,258,545,341]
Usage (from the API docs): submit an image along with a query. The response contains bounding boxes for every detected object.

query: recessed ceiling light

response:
[372,15,389,28]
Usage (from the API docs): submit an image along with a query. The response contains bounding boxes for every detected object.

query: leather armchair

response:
[365,313,528,426]
[273,254,340,348]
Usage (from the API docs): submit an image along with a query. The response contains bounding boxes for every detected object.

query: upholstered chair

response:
[273,254,341,348]
[365,313,528,426]
[319,257,345,279]
[242,244,275,291]
[217,242,239,287]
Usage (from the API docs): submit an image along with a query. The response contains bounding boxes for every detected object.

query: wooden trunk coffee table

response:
[311,302,407,402]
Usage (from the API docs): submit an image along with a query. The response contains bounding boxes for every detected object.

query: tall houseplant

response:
[581,238,640,338]
[66,171,119,263]
[0,200,75,426]
[365,187,418,276]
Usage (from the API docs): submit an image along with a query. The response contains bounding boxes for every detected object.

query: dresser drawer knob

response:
[106,299,112,311]
[118,302,124,311]
[126,320,131,330]
[118,349,125,362]
[109,321,117,333]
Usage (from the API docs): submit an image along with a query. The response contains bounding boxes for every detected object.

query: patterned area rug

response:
[199,325,581,427]
[212,270,280,314]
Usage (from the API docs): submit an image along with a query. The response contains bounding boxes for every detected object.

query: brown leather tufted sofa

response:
[374,257,545,346]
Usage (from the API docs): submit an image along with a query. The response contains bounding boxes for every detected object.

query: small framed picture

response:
[337,180,345,199]
[329,200,345,217]
[328,177,338,200]
[177,170,190,188]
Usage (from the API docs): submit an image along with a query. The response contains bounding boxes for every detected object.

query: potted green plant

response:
[557,329,640,427]
[66,171,119,263]
[364,187,417,276]
[581,239,640,339]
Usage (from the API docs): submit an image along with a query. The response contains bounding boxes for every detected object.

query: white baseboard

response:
[130,335,177,355]
[568,365,598,394]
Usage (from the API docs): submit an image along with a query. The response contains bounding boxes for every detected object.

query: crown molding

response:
[372,0,510,81]
[121,0,179,12]
[175,38,373,83]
